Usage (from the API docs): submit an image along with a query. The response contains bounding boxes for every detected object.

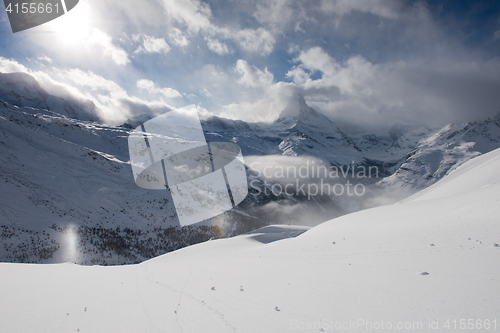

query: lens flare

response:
[64,225,78,263]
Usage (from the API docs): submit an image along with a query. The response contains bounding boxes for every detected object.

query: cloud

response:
[0,57,29,73]
[218,81,296,122]
[235,60,274,88]
[5,1,130,68]
[37,55,53,64]
[169,28,190,47]
[157,0,213,34]
[3,0,499,132]
[293,46,339,76]
[253,0,296,33]
[215,38,500,129]
[205,37,232,55]
[320,0,403,19]
[233,28,275,55]
[137,79,182,99]
[286,46,500,129]
[202,88,212,97]
[252,0,402,36]
[134,35,171,54]
[155,0,276,55]
[86,28,130,65]
[0,57,175,124]
[59,68,124,93]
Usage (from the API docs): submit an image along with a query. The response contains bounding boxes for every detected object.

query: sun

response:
[46,0,92,45]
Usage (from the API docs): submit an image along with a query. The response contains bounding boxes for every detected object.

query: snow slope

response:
[1,148,499,332]
[0,99,232,265]
[379,115,500,190]
[0,72,100,121]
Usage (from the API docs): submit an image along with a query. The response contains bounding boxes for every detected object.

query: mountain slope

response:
[1,71,500,265]
[202,95,364,166]
[379,115,500,190]
[0,72,100,121]
[0,99,232,264]
[1,146,499,332]
[272,95,362,165]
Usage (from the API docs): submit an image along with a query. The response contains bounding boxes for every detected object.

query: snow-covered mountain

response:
[204,95,408,169]
[0,88,251,265]
[1,71,500,265]
[0,72,100,121]
[2,145,499,333]
[203,95,362,165]
[379,114,500,190]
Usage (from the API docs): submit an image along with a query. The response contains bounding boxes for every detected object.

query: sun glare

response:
[47,1,92,44]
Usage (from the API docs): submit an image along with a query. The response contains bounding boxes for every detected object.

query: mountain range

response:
[1,71,500,265]
[2,129,500,332]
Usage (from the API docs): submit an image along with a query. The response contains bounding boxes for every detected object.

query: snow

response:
[379,116,500,191]
[1,147,499,332]
[2,72,500,267]
[0,72,99,121]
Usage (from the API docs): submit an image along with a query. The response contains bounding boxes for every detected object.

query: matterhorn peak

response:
[275,94,335,128]
[277,94,309,120]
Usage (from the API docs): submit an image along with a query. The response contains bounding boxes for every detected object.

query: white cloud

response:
[135,35,171,54]
[252,0,402,37]
[285,46,500,128]
[253,0,300,33]
[294,46,339,76]
[156,0,276,55]
[202,88,212,97]
[235,60,274,88]
[36,55,53,64]
[320,0,403,19]
[233,28,275,55]
[0,57,175,124]
[210,39,500,129]
[169,28,190,47]
[58,68,124,93]
[137,79,182,99]
[86,28,130,65]
[157,0,213,33]
[205,37,232,55]
[0,57,29,73]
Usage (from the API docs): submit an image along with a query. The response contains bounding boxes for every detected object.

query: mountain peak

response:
[276,94,333,126]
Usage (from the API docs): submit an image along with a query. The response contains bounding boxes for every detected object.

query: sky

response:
[0,0,500,131]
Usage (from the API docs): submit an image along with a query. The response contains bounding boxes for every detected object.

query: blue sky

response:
[1,0,500,130]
